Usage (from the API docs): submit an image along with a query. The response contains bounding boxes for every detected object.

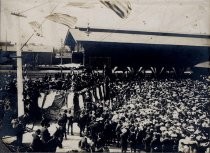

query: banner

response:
[43,91,56,108]
[90,90,95,102]
[44,93,66,120]
[55,53,72,58]
[96,87,100,100]
[38,93,45,108]
[38,91,56,109]
[79,94,84,109]
[67,92,74,109]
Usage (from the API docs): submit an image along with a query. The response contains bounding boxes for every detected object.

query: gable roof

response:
[68,27,210,47]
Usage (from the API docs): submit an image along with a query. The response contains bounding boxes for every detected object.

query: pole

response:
[60,39,63,77]
[83,51,85,65]
[16,16,24,117]
[5,30,7,51]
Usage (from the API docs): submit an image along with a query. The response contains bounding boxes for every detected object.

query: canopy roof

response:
[195,61,210,68]
[69,27,210,47]
[56,63,82,68]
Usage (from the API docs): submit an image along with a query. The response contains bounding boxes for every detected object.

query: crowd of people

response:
[72,76,210,153]
[27,73,210,153]
[0,71,105,122]
[0,70,210,153]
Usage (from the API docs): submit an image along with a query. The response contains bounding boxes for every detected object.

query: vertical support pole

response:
[83,51,85,66]
[60,39,63,77]
[16,17,24,117]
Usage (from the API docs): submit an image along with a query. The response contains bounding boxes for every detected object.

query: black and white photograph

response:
[0,0,210,152]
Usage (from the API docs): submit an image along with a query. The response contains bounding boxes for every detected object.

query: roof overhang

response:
[69,27,210,47]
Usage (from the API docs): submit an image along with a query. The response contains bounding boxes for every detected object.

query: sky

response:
[0,0,210,49]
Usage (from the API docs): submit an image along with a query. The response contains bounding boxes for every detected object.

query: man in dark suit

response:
[120,128,129,153]
[67,110,74,135]
[58,110,68,139]
[30,129,43,152]
[46,132,62,152]
[40,123,51,144]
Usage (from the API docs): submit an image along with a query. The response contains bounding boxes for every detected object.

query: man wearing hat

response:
[30,129,43,152]
[129,126,137,153]
[120,127,129,153]
[57,110,68,140]
[67,109,74,135]
[46,132,63,152]
[178,134,198,153]
[161,133,173,153]
[116,120,123,147]
[150,133,162,153]
[40,122,51,144]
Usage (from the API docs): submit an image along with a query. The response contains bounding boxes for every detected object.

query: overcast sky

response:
[0,0,209,49]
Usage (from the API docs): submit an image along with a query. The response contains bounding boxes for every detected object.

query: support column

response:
[16,17,24,117]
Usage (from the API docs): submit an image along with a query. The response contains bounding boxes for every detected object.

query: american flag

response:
[45,13,77,28]
[100,0,132,19]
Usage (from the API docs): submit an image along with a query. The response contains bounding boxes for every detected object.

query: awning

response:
[194,61,210,68]
[56,63,82,68]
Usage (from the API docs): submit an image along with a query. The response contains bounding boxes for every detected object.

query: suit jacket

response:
[40,127,51,143]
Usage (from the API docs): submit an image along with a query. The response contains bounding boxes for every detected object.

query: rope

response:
[19,1,50,14]
[20,3,59,50]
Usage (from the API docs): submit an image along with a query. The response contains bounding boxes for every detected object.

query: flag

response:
[29,21,43,37]
[100,0,132,19]
[66,1,95,9]
[79,94,84,109]
[45,13,77,28]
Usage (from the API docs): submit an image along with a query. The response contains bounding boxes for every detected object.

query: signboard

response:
[55,53,72,58]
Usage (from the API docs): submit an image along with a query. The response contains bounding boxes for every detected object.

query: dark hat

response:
[36,129,41,134]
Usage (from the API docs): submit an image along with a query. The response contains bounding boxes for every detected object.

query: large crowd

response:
[27,73,209,153]
[73,77,210,153]
[0,71,210,153]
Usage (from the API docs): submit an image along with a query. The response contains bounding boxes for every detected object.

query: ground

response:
[2,122,128,152]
